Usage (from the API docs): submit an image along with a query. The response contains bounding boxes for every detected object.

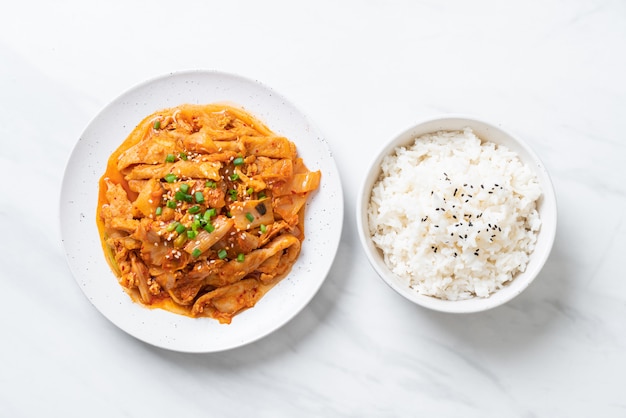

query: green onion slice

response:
[233,157,244,166]
[166,221,180,232]
[191,248,202,258]
[174,234,187,247]
[175,191,193,202]
[203,208,216,221]
[164,173,177,183]
[218,249,228,259]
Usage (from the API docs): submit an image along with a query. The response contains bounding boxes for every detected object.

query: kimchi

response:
[97,104,321,324]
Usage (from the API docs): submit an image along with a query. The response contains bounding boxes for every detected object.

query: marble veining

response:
[1,0,626,416]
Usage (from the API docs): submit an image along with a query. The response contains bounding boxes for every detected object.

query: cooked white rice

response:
[368,128,542,300]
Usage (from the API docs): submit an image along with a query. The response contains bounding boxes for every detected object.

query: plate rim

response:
[59,69,344,352]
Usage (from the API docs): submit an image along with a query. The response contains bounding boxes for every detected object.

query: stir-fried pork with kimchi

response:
[97,104,321,324]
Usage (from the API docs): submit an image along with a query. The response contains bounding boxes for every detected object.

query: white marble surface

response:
[2,0,625,416]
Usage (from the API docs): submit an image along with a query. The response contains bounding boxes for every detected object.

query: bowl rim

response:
[356,114,557,313]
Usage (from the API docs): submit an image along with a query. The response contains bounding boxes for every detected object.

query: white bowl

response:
[356,116,557,313]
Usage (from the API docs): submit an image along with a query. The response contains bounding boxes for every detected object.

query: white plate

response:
[60,70,343,353]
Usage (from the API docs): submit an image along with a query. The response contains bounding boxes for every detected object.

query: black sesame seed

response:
[255,202,267,216]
